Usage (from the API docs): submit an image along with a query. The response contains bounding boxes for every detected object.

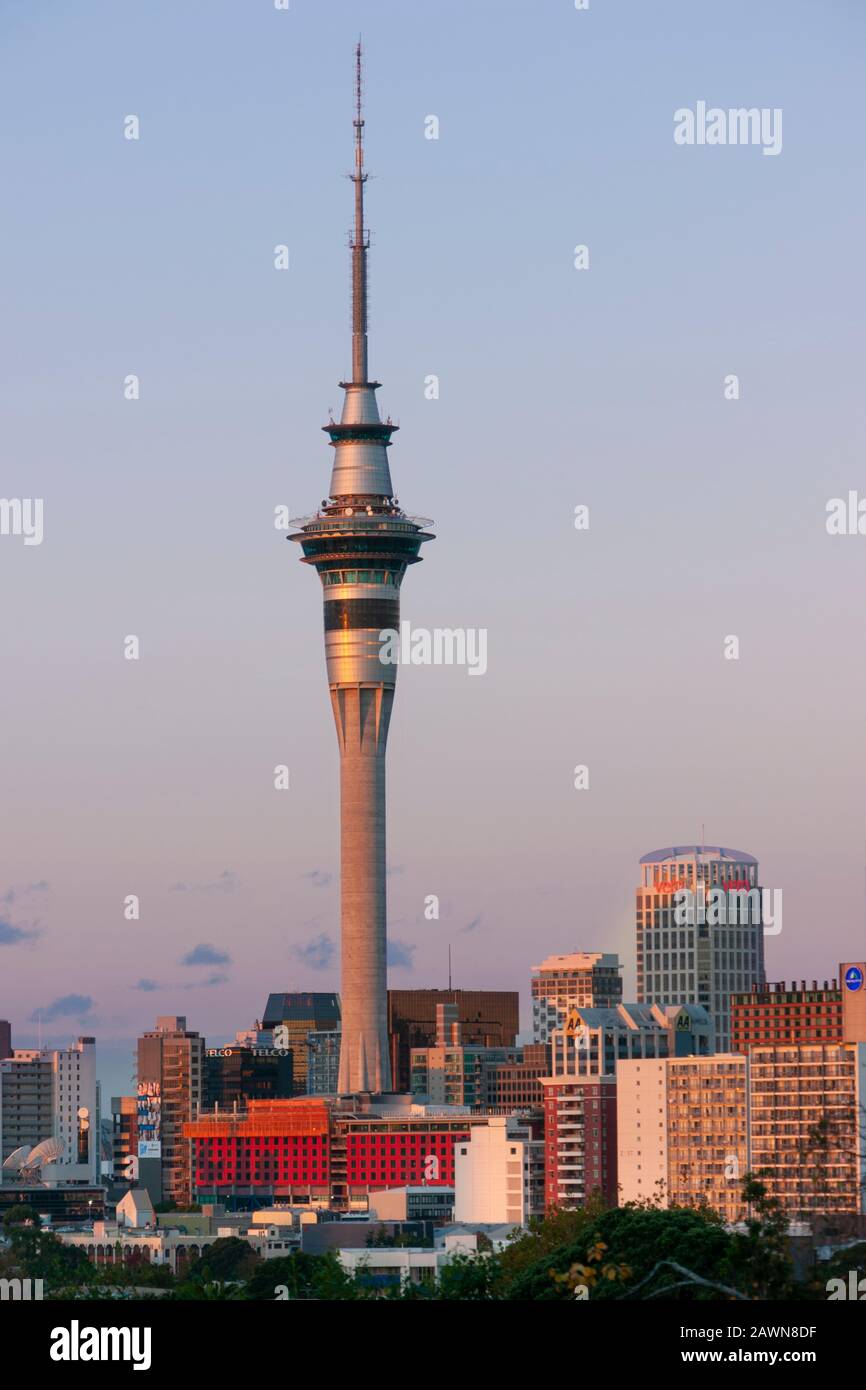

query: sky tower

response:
[290,45,434,1094]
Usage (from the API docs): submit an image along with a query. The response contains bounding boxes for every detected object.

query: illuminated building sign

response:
[656,877,751,895]
[205,1047,290,1058]
[845,966,864,992]
[136,1080,161,1160]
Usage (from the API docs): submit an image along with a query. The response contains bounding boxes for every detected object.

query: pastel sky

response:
[2,0,865,1100]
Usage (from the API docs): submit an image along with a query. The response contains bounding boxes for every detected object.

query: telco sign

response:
[844,966,864,992]
[206,1047,290,1058]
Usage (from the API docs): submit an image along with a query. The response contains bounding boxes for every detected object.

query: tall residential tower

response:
[290,47,434,1094]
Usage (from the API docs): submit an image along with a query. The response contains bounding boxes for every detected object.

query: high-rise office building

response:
[531,952,622,1042]
[289,46,434,1094]
[636,845,766,1051]
[409,1006,549,1109]
[388,989,520,1094]
[0,1021,11,1061]
[204,1045,294,1109]
[306,1030,341,1096]
[136,1016,204,1205]
[480,1045,551,1111]
[261,993,341,1093]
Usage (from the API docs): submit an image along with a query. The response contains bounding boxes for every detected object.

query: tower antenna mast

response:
[351,40,369,385]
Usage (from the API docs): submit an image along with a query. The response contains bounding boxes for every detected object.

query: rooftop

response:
[639,844,757,866]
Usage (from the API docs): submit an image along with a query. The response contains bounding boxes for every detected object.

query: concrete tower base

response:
[331,684,393,1094]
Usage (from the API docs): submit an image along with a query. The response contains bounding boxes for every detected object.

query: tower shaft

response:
[332,685,392,1093]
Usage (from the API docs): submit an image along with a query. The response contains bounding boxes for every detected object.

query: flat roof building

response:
[454,1116,544,1226]
[0,1036,99,1186]
[617,1054,749,1223]
[749,1042,866,1217]
[636,845,765,1052]
[261,994,341,1094]
[731,978,842,1053]
[388,990,519,1095]
[531,952,622,1042]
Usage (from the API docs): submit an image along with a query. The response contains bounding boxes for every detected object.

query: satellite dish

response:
[2,1145,31,1171]
[27,1137,64,1168]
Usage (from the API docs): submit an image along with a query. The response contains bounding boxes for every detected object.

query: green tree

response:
[6,1226,91,1291]
[721,1173,795,1300]
[505,1201,730,1301]
[184,1236,258,1283]
[171,1278,248,1301]
[245,1249,359,1301]
[499,1196,605,1285]
[436,1250,503,1301]
[2,1204,41,1230]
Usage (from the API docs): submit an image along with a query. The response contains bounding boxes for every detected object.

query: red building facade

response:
[541,1076,617,1210]
[185,1099,488,1207]
[730,979,842,1053]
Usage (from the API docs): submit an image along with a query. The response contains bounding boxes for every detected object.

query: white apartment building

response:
[453,1116,544,1226]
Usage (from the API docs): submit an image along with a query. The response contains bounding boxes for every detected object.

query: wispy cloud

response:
[180,943,231,967]
[301,870,333,889]
[1,880,49,906]
[0,919,38,946]
[387,939,416,969]
[133,972,229,992]
[29,994,93,1023]
[293,932,335,970]
[170,870,240,895]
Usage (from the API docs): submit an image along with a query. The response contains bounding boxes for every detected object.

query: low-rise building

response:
[336,1226,514,1290]
[369,1185,455,1223]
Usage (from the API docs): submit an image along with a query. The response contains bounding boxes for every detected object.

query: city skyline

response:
[3,0,866,1108]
